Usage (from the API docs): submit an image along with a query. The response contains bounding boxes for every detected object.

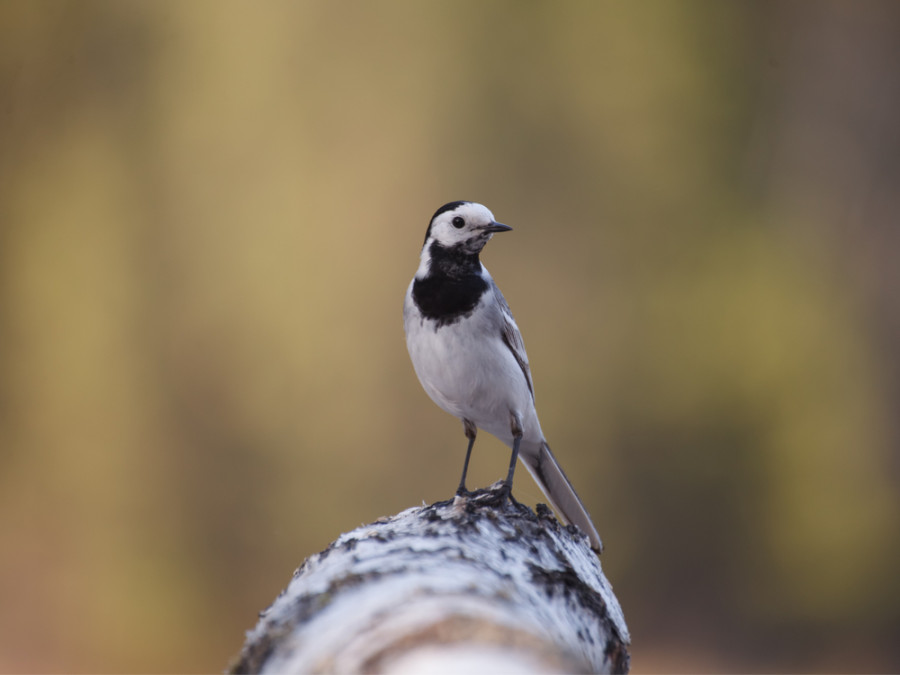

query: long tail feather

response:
[520,441,603,552]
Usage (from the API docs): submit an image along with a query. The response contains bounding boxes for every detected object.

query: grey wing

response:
[492,283,535,399]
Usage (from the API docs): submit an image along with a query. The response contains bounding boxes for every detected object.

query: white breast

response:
[403,280,542,446]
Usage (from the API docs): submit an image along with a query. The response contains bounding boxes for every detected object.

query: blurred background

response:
[1,1,899,672]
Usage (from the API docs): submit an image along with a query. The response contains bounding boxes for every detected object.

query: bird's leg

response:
[500,414,524,503]
[457,419,477,495]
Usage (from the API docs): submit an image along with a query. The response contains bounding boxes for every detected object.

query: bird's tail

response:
[520,441,603,553]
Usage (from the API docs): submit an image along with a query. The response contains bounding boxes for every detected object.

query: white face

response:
[425,202,506,253]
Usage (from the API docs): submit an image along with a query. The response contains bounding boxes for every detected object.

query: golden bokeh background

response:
[2,1,899,672]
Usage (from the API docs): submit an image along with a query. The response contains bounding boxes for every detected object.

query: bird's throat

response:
[425,241,482,278]
[413,244,488,327]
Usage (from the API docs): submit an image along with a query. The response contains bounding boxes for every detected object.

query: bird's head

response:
[423,201,512,256]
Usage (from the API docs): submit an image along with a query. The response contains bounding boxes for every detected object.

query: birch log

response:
[229,483,630,674]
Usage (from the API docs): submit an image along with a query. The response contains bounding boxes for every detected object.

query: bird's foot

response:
[497,481,519,506]
[507,489,523,510]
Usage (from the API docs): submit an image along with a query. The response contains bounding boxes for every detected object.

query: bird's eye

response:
[452,216,465,229]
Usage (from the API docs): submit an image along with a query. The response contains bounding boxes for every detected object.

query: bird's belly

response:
[406,318,536,442]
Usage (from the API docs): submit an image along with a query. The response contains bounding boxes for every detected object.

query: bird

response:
[403,200,603,552]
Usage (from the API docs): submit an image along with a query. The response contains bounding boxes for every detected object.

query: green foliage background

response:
[1,1,898,672]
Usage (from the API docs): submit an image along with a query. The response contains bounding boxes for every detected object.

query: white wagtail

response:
[403,201,602,552]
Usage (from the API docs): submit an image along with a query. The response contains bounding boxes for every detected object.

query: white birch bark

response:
[230,484,630,674]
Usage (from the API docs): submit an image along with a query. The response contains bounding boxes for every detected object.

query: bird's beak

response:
[483,221,513,233]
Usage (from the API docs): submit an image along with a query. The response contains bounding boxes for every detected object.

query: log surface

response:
[230,484,630,674]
